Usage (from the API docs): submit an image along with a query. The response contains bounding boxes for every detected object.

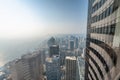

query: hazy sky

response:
[0,0,88,39]
[0,0,88,66]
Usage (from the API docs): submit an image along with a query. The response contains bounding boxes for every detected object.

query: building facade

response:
[75,37,79,49]
[49,45,59,57]
[76,57,85,80]
[69,40,74,51]
[65,56,76,80]
[47,37,56,47]
[86,0,120,80]
[46,56,60,80]
[10,52,43,80]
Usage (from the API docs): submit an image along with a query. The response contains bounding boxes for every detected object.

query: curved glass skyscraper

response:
[86,0,120,80]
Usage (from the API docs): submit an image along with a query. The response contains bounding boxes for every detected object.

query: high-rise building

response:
[47,37,56,47]
[75,37,79,49]
[69,40,74,51]
[46,56,60,80]
[10,52,43,80]
[76,56,85,80]
[59,50,65,65]
[49,45,59,57]
[65,56,76,80]
[86,0,120,80]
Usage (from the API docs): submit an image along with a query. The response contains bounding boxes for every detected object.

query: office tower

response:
[65,56,76,80]
[10,52,43,80]
[86,0,120,80]
[69,40,74,51]
[22,52,43,80]
[49,45,59,57]
[76,57,85,80]
[47,37,56,47]
[59,51,65,65]
[46,56,60,80]
[41,49,46,64]
[10,59,26,80]
[75,37,79,49]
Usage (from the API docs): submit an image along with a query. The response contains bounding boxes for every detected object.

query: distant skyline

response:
[0,0,88,39]
[0,0,88,66]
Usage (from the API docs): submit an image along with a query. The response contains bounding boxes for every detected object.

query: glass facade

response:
[86,0,120,80]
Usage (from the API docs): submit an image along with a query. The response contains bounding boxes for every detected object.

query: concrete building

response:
[46,56,60,80]
[10,52,43,80]
[11,59,25,80]
[86,0,120,80]
[65,56,76,80]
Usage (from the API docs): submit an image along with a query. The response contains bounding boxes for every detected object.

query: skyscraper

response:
[76,57,85,80]
[47,37,56,47]
[69,40,74,51]
[9,52,43,80]
[49,45,59,57]
[46,56,60,80]
[86,0,120,80]
[65,56,76,80]
[75,37,79,49]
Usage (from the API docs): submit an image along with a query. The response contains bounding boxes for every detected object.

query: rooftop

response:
[21,53,38,59]
[51,45,59,47]
[66,56,76,60]
[46,58,53,63]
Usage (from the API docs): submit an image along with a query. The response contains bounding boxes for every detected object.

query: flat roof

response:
[46,58,52,63]
[66,56,76,60]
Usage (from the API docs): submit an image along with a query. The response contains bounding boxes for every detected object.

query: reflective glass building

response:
[86,0,120,80]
